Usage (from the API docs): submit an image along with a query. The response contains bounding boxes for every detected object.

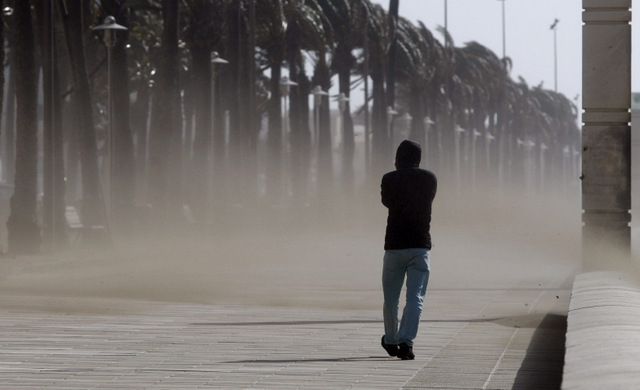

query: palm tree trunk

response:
[226,1,247,204]
[286,21,311,205]
[386,0,399,108]
[0,0,4,184]
[266,62,283,203]
[8,0,41,254]
[38,0,67,249]
[337,63,354,196]
[2,52,16,185]
[147,0,180,225]
[189,45,211,221]
[409,90,425,149]
[312,57,332,203]
[371,69,388,176]
[4,10,15,186]
[61,0,108,233]
[108,5,136,235]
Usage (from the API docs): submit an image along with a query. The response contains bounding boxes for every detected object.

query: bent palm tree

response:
[8,0,41,253]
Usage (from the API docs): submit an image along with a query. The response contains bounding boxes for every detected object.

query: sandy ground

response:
[0,182,582,316]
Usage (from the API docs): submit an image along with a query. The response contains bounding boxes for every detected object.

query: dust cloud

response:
[0,170,582,316]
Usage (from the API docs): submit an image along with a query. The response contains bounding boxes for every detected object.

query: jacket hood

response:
[395,140,421,168]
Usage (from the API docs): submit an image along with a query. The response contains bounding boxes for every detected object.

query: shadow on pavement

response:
[513,313,566,389]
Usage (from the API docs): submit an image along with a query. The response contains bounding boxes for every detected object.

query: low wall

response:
[562,271,640,389]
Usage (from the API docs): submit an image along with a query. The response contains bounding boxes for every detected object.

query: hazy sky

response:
[367,0,640,111]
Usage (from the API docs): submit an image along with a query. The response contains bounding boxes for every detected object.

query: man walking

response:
[380,140,437,360]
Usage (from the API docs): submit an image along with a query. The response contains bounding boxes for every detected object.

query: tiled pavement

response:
[0,286,568,389]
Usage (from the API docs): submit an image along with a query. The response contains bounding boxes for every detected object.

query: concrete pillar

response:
[582,0,632,270]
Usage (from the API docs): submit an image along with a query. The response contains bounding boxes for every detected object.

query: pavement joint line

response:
[481,288,545,389]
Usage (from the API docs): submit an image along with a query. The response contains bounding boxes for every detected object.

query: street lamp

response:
[338,92,350,148]
[280,76,298,149]
[92,16,127,224]
[399,112,412,142]
[423,116,435,165]
[539,142,548,193]
[311,85,328,150]
[550,18,559,92]
[444,0,448,45]
[497,0,506,58]
[454,125,465,191]
[210,51,228,222]
[485,131,495,173]
[386,106,398,145]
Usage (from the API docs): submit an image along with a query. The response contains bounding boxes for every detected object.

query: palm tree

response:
[4,9,15,187]
[60,0,108,237]
[310,30,333,203]
[7,0,40,254]
[394,17,436,148]
[451,41,506,184]
[360,2,390,177]
[386,0,399,114]
[183,0,219,221]
[37,0,67,248]
[256,0,287,204]
[225,0,261,204]
[98,1,136,234]
[318,0,364,195]
[281,0,326,204]
[147,0,181,225]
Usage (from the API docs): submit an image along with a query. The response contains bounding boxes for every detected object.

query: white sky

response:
[364,0,640,112]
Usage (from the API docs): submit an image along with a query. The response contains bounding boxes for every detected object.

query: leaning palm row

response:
[5,0,579,253]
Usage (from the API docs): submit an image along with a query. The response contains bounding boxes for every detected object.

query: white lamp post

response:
[423,116,435,165]
[386,106,397,144]
[497,0,506,58]
[338,92,350,148]
[93,16,127,224]
[209,51,228,221]
[550,19,559,92]
[485,131,495,173]
[399,112,412,142]
[312,85,328,150]
[280,76,298,149]
[280,77,297,191]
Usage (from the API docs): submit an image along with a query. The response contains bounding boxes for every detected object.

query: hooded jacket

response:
[381,140,437,250]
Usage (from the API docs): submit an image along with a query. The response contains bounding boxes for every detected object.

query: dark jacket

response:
[381,140,437,250]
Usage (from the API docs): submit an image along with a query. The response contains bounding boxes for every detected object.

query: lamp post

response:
[550,18,559,92]
[454,125,465,192]
[280,76,298,149]
[444,0,448,43]
[210,51,228,222]
[539,142,547,194]
[485,131,495,174]
[92,16,127,224]
[423,116,435,165]
[497,0,506,58]
[280,76,297,194]
[338,92,350,145]
[386,106,398,145]
[312,85,328,151]
[399,112,412,143]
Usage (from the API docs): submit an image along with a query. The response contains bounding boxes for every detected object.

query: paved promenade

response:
[0,285,568,389]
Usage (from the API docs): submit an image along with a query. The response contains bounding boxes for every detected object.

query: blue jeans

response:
[382,248,430,346]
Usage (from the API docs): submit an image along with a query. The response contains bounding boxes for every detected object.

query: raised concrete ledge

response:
[563,271,640,389]
[583,10,631,23]
[583,0,631,8]
[582,110,631,124]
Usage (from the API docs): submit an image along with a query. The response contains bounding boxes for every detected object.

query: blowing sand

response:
[0,181,581,315]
